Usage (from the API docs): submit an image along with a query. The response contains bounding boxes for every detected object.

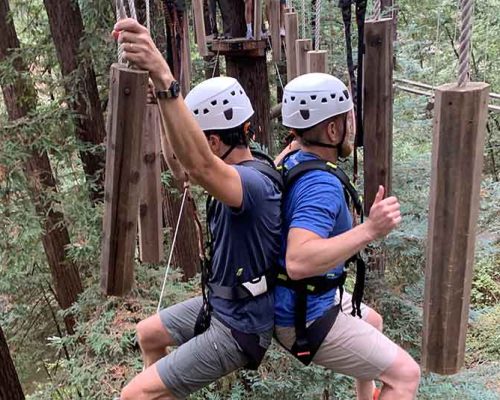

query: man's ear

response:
[326,120,341,144]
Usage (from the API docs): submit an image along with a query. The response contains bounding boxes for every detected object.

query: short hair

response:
[204,122,249,147]
[295,113,347,145]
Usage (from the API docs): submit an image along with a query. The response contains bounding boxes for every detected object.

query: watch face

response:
[171,81,180,97]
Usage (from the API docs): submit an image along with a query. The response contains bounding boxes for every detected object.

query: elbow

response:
[286,254,308,280]
[184,157,214,183]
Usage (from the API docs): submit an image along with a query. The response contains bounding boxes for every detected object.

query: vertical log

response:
[101,64,148,296]
[193,0,209,56]
[362,18,393,215]
[138,105,163,264]
[180,12,191,95]
[306,50,327,73]
[422,82,489,375]
[226,57,272,151]
[284,12,298,81]
[0,326,24,400]
[270,0,281,61]
[254,0,263,40]
[295,38,312,76]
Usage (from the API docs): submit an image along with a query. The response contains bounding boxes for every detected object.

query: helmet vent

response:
[330,93,336,99]
[300,99,306,105]
[223,99,229,105]
[343,90,350,99]
[291,96,296,101]
[300,109,310,120]
[284,98,287,104]
[231,91,236,96]
[321,98,327,103]
[194,109,199,115]
[224,108,234,120]
[203,108,210,114]
[310,95,317,100]
[240,90,243,94]
[339,97,344,102]
[211,100,217,106]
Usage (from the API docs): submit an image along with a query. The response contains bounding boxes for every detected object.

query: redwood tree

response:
[0,0,83,333]
[0,326,24,400]
[218,0,273,151]
[43,0,107,203]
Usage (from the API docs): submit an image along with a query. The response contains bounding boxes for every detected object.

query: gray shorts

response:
[157,296,272,399]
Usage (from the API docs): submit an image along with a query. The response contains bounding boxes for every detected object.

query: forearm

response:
[274,139,300,165]
[154,73,216,177]
[287,224,374,279]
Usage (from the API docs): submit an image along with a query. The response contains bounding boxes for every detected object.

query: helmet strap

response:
[220,144,236,161]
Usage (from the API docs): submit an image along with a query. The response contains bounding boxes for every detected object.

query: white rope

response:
[127,0,137,20]
[116,0,127,63]
[212,48,221,79]
[145,0,151,32]
[458,0,474,86]
[372,0,381,20]
[157,187,189,313]
[314,0,322,50]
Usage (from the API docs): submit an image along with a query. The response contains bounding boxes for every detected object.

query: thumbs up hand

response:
[365,186,402,240]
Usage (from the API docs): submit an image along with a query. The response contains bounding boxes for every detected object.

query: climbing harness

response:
[194,152,282,369]
[339,0,367,147]
[276,152,366,365]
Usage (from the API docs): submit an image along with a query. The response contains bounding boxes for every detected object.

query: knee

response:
[366,310,384,332]
[394,356,421,394]
[121,384,142,400]
[136,319,156,351]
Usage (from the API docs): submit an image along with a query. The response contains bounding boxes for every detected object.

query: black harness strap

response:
[194,155,282,369]
[277,155,366,365]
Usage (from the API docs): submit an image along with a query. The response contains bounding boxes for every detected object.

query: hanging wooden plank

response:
[101,63,148,296]
[193,0,209,57]
[306,50,327,73]
[284,12,298,81]
[270,0,281,61]
[363,18,393,216]
[138,104,163,264]
[422,82,489,375]
[254,0,263,40]
[295,38,312,76]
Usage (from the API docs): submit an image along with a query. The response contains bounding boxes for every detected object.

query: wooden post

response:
[306,50,327,73]
[422,82,489,375]
[101,64,148,296]
[284,12,298,81]
[296,38,312,76]
[193,0,209,57]
[180,14,191,96]
[270,0,281,61]
[0,326,24,400]
[362,18,393,215]
[254,0,262,40]
[138,104,163,264]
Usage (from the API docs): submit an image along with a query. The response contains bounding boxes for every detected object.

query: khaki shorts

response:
[275,294,398,381]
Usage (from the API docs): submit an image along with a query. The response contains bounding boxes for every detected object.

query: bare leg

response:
[244,0,254,39]
[355,310,384,400]
[378,348,420,400]
[121,363,177,400]
[136,314,177,368]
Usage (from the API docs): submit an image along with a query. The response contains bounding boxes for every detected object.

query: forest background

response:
[0,0,499,399]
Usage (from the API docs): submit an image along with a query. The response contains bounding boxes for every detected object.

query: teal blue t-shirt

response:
[274,151,352,327]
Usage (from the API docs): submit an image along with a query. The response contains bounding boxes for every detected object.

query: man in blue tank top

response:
[114,19,281,400]
[274,73,421,400]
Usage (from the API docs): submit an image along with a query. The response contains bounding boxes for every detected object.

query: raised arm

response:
[114,19,243,207]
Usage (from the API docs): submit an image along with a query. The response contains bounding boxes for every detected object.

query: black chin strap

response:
[302,115,349,155]
[220,144,236,161]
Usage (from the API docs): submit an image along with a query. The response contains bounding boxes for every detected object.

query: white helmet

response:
[185,77,254,131]
[282,73,353,129]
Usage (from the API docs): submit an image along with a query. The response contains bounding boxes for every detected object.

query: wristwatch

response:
[156,80,181,100]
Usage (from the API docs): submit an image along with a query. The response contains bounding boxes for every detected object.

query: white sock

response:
[246,23,253,33]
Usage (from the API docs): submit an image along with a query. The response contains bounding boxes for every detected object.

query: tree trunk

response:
[43,0,106,203]
[157,1,202,280]
[0,0,82,333]
[220,0,273,151]
[0,326,25,400]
